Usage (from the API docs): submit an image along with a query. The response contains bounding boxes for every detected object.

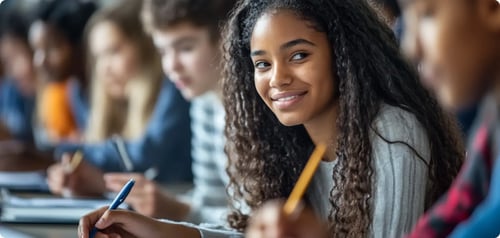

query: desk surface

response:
[1,183,193,238]
[2,224,77,238]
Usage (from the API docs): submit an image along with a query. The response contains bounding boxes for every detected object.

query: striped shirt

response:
[186,92,229,224]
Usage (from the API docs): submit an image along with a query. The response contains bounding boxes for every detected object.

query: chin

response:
[180,88,200,101]
[438,91,468,112]
[276,116,303,127]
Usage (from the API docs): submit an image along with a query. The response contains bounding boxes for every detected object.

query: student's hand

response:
[0,123,12,140]
[104,173,191,220]
[78,206,201,238]
[47,153,106,197]
[246,201,329,238]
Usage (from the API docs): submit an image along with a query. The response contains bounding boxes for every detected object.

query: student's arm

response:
[449,156,500,238]
[56,80,192,183]
[79,206,243,238]
[370,106,430,238]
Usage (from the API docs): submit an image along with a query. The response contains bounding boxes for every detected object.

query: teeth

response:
[277,95,298,101]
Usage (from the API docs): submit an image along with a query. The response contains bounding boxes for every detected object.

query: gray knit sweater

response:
[163,105,431,238]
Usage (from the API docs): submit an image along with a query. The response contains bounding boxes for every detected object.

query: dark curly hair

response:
[33,0,96,45]
[222,0,464,237]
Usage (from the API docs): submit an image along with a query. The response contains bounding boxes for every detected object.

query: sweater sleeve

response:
[56,80,192,183]
[370,106,430,238]
[159,219,243,238]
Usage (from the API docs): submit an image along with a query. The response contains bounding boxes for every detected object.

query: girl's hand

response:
[78,206,201,238]
[246,200,329,238]
[47,153,106,197]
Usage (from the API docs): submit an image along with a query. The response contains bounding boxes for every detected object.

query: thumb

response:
[94,210,115,230]
[61,153,72,172]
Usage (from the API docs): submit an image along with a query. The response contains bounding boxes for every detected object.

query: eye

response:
[418,2,435,19]
[179,44,194,52]
[291,52,309,61]
[254,61,270,69]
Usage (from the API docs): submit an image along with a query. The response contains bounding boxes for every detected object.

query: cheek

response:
[254,74,271,105]
[117,54,139,76]
[183,51,213,78]
[49,49,72,70]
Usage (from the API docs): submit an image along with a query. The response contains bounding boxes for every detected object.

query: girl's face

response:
[0,35,36,96]
[89,21,140,99]
[251,11,336,126]
[402,0,500,110]
[151,23,220,100]
[29,21,74,82]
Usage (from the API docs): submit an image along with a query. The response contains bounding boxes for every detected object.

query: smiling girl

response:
[78,0,464,237]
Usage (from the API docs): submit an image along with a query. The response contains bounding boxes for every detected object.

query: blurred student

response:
[0,8,36,142]
[399,0,500,237]
[103,0,233,223]
[29,0,96,144]
[78,0,464,237]
[46,0,192,197]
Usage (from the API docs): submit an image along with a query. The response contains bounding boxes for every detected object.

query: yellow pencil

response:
[283,143,327,216]
[67,151,83,173]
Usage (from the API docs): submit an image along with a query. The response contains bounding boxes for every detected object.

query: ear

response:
[477,0,500,32]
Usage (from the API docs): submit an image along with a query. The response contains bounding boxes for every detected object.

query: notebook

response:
[0,190,127,224]
[0,226,35,238]
[0,171,49,192]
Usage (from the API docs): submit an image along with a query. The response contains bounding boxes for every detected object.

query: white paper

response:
[0,171,47,190]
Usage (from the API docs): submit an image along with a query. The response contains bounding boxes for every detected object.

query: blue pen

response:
[89,179,135,238]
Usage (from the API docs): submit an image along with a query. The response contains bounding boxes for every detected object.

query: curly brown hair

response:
[222,0,464,237]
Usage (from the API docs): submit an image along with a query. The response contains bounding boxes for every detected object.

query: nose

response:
[162,51,182,75]
[269,63,292,88]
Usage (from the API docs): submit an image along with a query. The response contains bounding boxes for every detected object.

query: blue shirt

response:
[451,154,500,238]
[0,78,35,142]
[67,80,89,131]
[56,79,192,183]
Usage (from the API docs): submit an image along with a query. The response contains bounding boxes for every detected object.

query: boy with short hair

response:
[400,0,500,237]
[104,0,235,225]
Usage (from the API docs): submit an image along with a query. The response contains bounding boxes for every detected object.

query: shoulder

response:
[153,79,189,113]
[371,105,431,165]
[372,105,427,143]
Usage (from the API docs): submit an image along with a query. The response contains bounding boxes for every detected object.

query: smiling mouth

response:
[271,91,307,101]
[270,91,308,110]
[274,95,301,101]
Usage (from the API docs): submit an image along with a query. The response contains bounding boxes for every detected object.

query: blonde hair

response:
[84,0,163,142]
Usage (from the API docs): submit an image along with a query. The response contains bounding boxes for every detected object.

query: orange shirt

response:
[39,81,79,140]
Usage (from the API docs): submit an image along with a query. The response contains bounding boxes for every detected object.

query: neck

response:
[303,102,339,161]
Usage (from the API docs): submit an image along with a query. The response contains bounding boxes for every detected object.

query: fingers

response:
[79,208,167,238]
[46,163,65,195]
[247,201,287,238]
[246,200,316,238]
[61,153,72,172]
[79,206,109,238]
[47,153,74,195]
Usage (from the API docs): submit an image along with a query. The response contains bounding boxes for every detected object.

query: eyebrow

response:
[250,38,316,57]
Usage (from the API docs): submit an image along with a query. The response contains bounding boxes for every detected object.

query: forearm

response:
[160,219,243,238]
